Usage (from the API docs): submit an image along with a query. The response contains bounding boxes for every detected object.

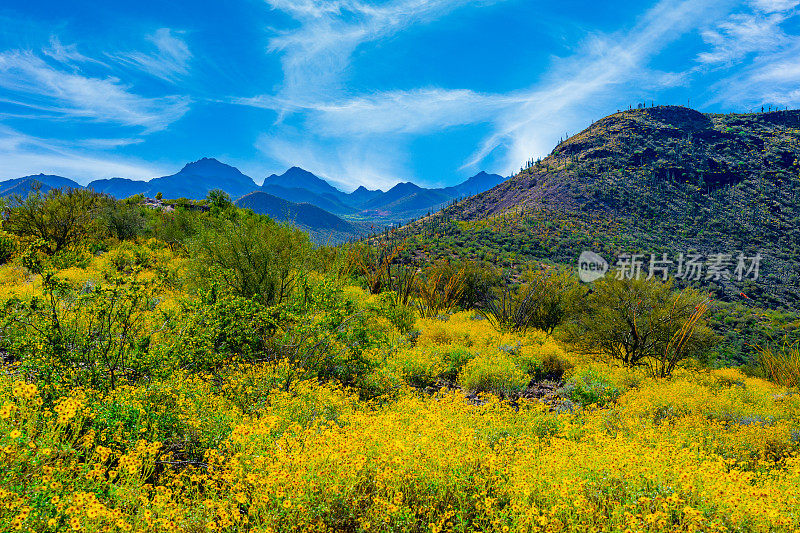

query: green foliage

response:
[414,259,467,318]
[0,231,15,264]
[190,214,312,306]
[481,268,579,334]
[755,339,800,388]
[348,240,402,295]
[206,189,233,213]
[102,201,147,240]
[4,188,107,253]
[374,292,416,334]
[458,260,501,310]
[150,206,200,250]
[459,350,529,397]
[0,273,172,396]
[560,368,621,407]
[564,278,715,377]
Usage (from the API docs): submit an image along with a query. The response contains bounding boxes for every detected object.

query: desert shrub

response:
[415,259,467,318]
[755,340,800,388]
[4,188,107,253]
[440,345,475,382]
[206,189,233,213]
[560,367,621,407]
[374,292,416,334]
[480,281,531,333]
[348,240,403,294]
[47,244,94,270]
[102,241,153,275]
[518,346,574,381]
[521,268,582,334]
[190,215,312,306]
[175,288,282,373]
[150,206,200,251]
[103,202,147,240]
[386,264,417,306]
[459,350,529,397]
[0,231,15,264]
[388,349,446,389]
[481,268,580,334]
[457,260,501,310]
[564,278,715,377]
[0,273,174,396]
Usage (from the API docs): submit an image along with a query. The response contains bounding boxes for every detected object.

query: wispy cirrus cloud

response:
[265,0,503,102]
[0,125,166,182]
[699,0,800,107]
[0,48,190,132]
[696,0,798,66]
[109,28,193,83]
[0,30,194,181]
[242,0,510,186]
[242,0,732,185]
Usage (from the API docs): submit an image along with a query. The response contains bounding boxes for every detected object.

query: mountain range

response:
[0,159,506,240]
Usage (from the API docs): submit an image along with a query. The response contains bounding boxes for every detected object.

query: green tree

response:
[207,189,233,212]
[191,215,312,306]
[4,188,106,253]
[563,278,714,377]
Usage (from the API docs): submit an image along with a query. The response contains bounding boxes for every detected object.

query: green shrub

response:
[4,188,107,253]
[440,346,475,382]
[0,231,15,264]
[459,351,529,397]
[563,278,715,377]
[560,368,621,407]
[415,259,467,318]
[481,268,580,334]
[388,348,445,389]
[103,202,147,240]
[190,215,312,306]
[0,273,173,397]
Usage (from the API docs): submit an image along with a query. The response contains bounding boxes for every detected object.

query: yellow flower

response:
[9,429,21,439]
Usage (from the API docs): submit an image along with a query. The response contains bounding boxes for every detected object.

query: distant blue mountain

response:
[236,191,363,244]
[146,158,258,200]
[1,161,507,227]
[88,177,148,198]
[262,167,345,198]
[260,184,355,215]
[441,171,505,198]
[0,174,82,197]
[348,185,384,206]
[88,158,259,200]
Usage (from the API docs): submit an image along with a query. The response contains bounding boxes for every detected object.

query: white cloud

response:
[308,89,520,136]
[698,0,800,108]
[707,40,800,107]
[467,0,730,173]
[110,28,193,83]
[0,126,167,182]
[265,0,502,102]
[239,0,736,186]
[697,13,790,64]
[749,0,800,13]
[43,36,107,66]
[0,48,190,132]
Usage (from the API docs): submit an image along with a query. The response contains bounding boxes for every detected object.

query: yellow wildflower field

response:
[1,261,799,533]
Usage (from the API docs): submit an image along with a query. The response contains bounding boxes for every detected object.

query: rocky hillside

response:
[408,106,800,310]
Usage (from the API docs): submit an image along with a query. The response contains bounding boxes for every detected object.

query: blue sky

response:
[1,0,799,191]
